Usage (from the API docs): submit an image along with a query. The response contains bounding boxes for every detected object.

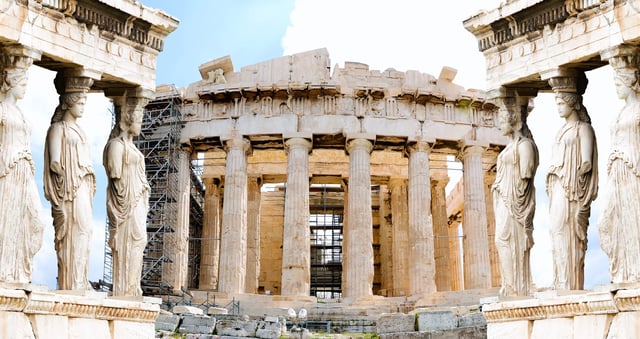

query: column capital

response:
[456,144,485,161]
[406,140,431,155]
[223,136,251,155]
[430,175,450,189]
[542,68,588,95]
[0,44,41,69]
[284,137,312,154]
[54,71,94,95]
[601,44,640,69]
[346,138,373,155]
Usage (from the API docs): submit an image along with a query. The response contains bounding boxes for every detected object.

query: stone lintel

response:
[0,287,159,323]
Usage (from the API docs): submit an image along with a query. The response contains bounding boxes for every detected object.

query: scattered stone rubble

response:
[155,305,486,338]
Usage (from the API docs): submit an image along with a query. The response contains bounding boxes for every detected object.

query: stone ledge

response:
[481,287,640,323]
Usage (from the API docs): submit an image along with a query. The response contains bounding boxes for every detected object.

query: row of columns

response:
[194,134,496,297]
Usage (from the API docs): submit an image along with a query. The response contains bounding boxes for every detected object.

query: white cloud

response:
[284,0,613,289]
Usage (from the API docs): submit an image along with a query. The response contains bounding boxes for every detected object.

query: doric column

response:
[281,137,312,296]
[245,176,262,294]
[459,145,492,289]
[199,177,221,290]
[448,215,463,291]
[431,175,451,291]
[388,177,409,297]
[163,147,191,292]
[484,168,501,288]
[343,138,374,297]
[379,185,394,296]
[218,137,251,294]
[407,141,437,295]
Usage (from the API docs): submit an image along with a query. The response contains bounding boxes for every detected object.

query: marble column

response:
[341,180,349,294]
[407,141,437,295]
[281,137,312,296]
[246,176,262,294]
[218,137,250,294]
[484,169,501,288]
[379,185,394,296]
[448,215,463,291]
[389,177,409,297]
[431,175,451,292]
[199,178,221,290]
[164,147,191,292]
[343,138,374,297]
[459,145,492,289]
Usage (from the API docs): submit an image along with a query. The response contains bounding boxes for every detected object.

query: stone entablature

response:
[0,0,178,91]
[464,0,638,90]
[0,285,160,338]
[482,287,640,338]
[181,48,507,151]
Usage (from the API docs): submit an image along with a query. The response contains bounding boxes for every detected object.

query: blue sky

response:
[26,0,615,290]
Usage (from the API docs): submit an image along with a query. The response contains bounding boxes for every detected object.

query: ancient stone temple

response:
[465,0,640,338]
[0,0,177,338]
[140,47,509,303]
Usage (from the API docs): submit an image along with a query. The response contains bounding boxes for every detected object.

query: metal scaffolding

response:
[103,86,204,295]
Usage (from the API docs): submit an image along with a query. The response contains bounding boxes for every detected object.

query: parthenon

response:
[139,47,508,299]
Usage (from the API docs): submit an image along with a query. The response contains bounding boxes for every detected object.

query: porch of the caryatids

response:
[217,136,251,294]
[343,137,374,298]
[281,137,312,297]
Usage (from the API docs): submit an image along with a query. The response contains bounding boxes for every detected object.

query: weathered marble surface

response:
[44,80,96,290]
[492,96,538,297]
[599,46,640,284]
[546,86,598,291]
[0,48,44,284]
[104,95,150,296]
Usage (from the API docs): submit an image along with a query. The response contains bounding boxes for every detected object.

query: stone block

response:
[458,312,486,328]
[531,317,572,339]
[206,306,228,315]
[110,319,155,339]
[376,312,415,333]
[608,311,640,338]
[68,318,110,339]
[155,312,180,332]
[173,305,204,315]
[216,318,258,337]
[255,320,283,338]
[573,314,612,339]
[0,311,35,339]
[179,314,216,334]
[487,319,531,339]
[28,314,68,338]
[417,310,458,332]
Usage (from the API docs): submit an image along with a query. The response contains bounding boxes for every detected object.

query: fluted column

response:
[218,137,250,294]
[379,185,394,296]
[484,169,501,288]
[431,175,451,291]
[459,145,491,289]
[199,177,221,290]
[245,176,262,294]
[407,141,437,295]
[388,177,409,296]
[448,215,463,290]
[164,147,191,292]
[343,138,374,297]
[281,137,312,296]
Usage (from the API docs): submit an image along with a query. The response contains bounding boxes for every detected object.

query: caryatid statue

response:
[0,45,44,284]
[104,91,150,296]
[599,46,640,284]
[44,72,96,290]
[546,72,598,291]
[492,92,539,297]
